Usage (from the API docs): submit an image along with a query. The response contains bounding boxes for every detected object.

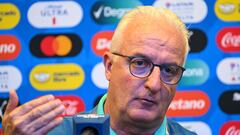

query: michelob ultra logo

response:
[167,90,210,117]
[217,58,240,85]
[216,27,240,52]
[215,0,240,21]
[91,31,113,56]
[30,34,82,57]
[0,66,22,92]
[28,1,83,28]
[55,95,85,117]
[153,0,207,23]
[0,3,20,29]
[179,59,209,86]
[91,0,142,24]
[30,63,84,91]
[220,121,240,135]
[0,35,21,60]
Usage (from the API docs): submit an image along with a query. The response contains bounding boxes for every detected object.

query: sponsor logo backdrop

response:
[0,0,239,134]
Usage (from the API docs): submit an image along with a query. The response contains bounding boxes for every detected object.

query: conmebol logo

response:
[0,35,21,60]
[55,95,85,117]
[216,27,240,52]
[91,31,113,56]
[28,1,83,28]
[220,121,240,135]
[91,1,142,24]
[153,0,207,23]
[167,90,210,117]
[217,58,240,85]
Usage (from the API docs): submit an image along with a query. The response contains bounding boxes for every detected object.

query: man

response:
[2,6,196,135]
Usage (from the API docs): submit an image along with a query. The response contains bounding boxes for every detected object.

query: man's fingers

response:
[24,104,65,133]
[22,99,64,124]
[33,117,63,135]
[11,94,55,117]
[4,90,19,115]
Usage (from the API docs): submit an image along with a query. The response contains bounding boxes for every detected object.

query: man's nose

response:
[144,67,162,93]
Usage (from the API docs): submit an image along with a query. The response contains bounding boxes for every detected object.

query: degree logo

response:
[0,3,20,29]
[55,95,85,117]
[220,121,240,135]
[0,35,21,60]
[28,1,83,28]
[167,90,210,117]
[30,63,85,91]
[30,34,82,57]
[91,1,142,24]
[216,27,240,52]
[91,31,113,56]
[215,0,240,21]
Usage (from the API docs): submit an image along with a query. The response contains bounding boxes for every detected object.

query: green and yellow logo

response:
[215,0,240,21]
[0,3,20,29]
[30,63,85,91]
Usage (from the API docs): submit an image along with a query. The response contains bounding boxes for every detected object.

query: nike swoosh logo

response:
[93,6,104,19]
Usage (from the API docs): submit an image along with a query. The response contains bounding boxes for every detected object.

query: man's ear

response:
[103,52,112,81]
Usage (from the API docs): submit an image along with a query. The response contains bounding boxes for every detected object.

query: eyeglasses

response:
[112,52,185,85]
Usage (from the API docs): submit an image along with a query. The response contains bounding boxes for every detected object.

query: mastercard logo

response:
[30,34,82,57]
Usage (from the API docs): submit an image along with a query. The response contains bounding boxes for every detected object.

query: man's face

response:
[104,21,186,126]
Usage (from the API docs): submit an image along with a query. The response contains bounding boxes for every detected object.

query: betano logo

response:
[153,0,207,23]
[179,59,209,86]
[0,3,20,29]
[179,121,212,135]
[216,27,240,52]
[217,58,240,85]
[28,1,83,28]
[55,95,85,117]
[215,0,240,21]
[0,35,21,60]
[167,90,210,117]
[0,66,22,92]
[91,1,142,24]
[220,121,240,135]
[30,63,84,91]
[30,34,82,57]
[91,31,113,56]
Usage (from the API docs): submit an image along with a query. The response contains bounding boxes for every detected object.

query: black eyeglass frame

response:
[111,52,185,85]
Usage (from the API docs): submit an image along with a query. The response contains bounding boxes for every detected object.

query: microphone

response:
[73,114,110,135]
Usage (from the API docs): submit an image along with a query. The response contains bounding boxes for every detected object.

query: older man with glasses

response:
[3,6,197,135]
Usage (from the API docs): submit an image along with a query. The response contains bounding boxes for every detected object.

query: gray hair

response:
[110,6,190,65]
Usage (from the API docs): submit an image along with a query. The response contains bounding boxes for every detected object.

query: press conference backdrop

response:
[0,0,239,134]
